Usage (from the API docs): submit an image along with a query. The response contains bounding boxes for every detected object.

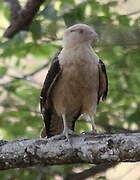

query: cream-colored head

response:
[63,24,98,48]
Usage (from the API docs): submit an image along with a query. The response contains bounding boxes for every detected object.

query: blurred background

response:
[0,0,140,179]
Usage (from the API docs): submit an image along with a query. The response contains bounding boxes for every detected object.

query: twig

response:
[65,163,118,180]
[127,10,140,16]
[0,50,62,87]
[6,0,21,24]
[4,0,46,38]
[98,123,140,133]
[0,61,50,87]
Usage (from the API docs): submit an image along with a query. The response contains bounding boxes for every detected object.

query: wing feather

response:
[40,54,62,137]
[98,59,108,103]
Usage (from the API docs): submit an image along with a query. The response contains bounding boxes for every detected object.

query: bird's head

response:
[63,24,98,48]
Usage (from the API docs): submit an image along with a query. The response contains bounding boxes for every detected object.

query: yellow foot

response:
[82,130,98,135]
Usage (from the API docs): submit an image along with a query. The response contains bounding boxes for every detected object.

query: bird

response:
[40,24,108,139]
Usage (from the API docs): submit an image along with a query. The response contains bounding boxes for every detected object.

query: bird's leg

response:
[88,115,97,133]
[82,114,97,135]
[62,114,73,141]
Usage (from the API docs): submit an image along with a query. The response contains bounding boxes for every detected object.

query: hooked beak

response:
[91,31,99,42]
[85,29,99,43]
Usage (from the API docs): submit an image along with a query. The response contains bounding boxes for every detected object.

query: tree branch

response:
[0,61,50,87]
[0,133,140,170]
[65,163,118,180]
[127,10,140,16]
[3,0,45,38]
[98,123,140,133]
[6,0,21,24]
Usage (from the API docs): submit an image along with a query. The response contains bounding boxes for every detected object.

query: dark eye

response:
[70,30,75,32]
[79,29,84,34]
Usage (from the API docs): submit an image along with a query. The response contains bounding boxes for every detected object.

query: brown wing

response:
[40,54,62,137]
[98,59,108,103]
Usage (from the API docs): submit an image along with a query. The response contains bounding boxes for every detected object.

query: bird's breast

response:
[51,58,99,116]
[62,59,98,88]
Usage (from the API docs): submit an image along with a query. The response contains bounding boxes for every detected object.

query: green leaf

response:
[0,66,7,77]
[60,0,75,7]
[63,3,87,26]
[96,176,107,180]
[41,4,57,20]
[30,44,57,58]
[117,15,130,26]
[127,109,140,125]
[30,20,42,40]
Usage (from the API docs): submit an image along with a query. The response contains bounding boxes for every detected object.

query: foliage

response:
[0,0,140,179]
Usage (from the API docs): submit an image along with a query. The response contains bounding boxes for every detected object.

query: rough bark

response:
[0,133,140,170]
[3,0,45,38]
[5,0,21,24]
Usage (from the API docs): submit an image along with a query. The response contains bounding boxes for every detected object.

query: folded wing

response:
[98,59,108,103]
[40,54,62,137]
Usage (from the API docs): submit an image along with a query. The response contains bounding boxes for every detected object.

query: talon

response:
[62,114,75,145]
[62,128,74,142]
[82,130,98,135]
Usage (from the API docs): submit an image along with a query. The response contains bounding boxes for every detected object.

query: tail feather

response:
[40,110,79,138]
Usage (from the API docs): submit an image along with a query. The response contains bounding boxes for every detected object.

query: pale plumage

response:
[40,24,108,138]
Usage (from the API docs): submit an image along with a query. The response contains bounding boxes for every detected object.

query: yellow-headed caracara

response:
[40,24,108,139]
